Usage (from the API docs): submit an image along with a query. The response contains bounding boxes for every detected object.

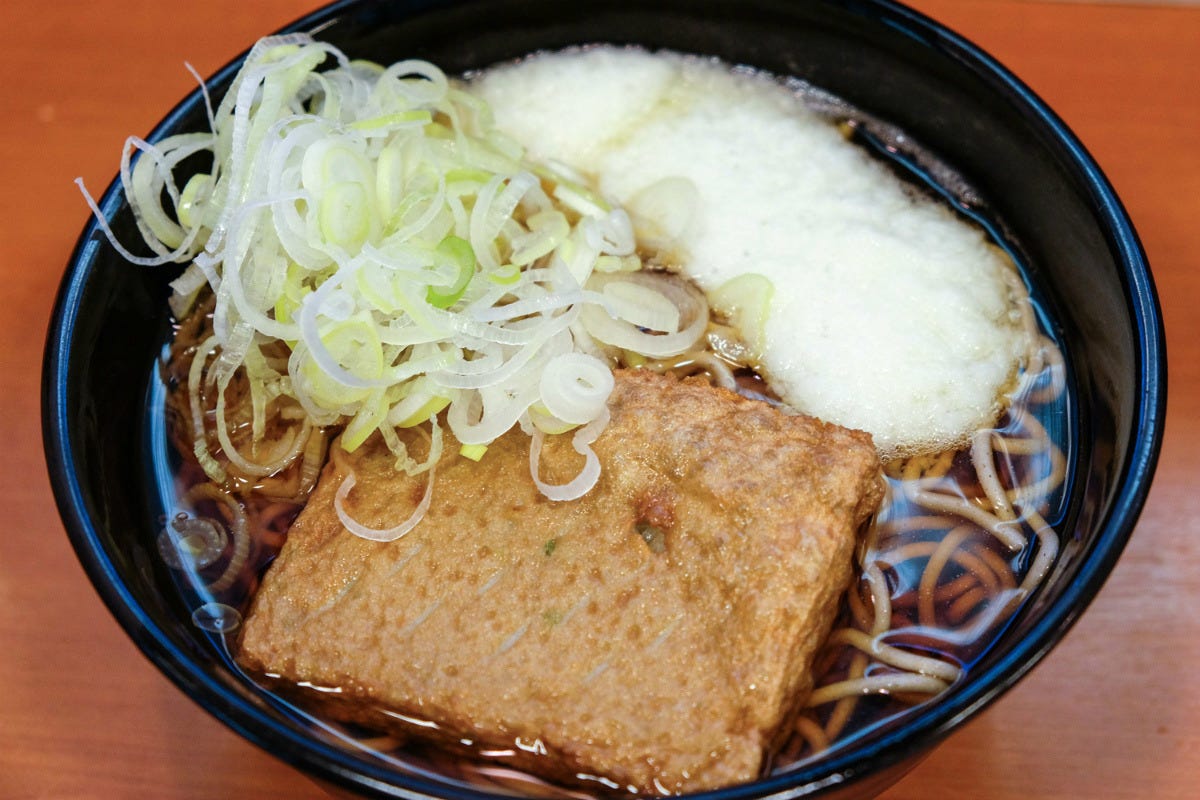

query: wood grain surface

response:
[3,1,1197,798]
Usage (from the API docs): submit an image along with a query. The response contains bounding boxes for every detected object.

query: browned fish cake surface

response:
[237,370,882,793]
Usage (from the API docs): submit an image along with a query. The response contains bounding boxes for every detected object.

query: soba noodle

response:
[784,330,1066,764]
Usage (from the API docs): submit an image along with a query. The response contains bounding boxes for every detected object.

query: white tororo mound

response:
[470,46,1028,457]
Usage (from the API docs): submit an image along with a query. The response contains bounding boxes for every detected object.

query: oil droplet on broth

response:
[192,602,242,633]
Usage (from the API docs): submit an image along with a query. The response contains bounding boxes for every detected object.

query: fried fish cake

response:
[237,370,882,793]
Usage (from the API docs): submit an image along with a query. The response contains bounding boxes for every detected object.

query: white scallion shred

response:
[80,35,710,537]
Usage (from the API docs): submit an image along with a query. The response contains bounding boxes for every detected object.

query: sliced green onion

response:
[601,280,680,333]
[319,180,372,250]
[709,272,775,361]
[511,210,569,267]
[486,263,522,285]
[341,389,389,451]
[349,109,433,132]
[394,394,452,428]
[84,34,723,535]
[177,173,213,229]
[625,175,699,247]
[459,443,488,461]
[425,236,475,308]
[594,254,641,273]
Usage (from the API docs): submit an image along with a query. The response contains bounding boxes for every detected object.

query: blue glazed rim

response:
[43,0,1166,797]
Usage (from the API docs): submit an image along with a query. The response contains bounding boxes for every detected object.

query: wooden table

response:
[3,1,1197,797]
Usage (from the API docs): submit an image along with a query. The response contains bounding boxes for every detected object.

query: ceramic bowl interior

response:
[44,1,1165,798]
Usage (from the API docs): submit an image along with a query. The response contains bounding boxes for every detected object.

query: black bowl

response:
[43,0,1165,798]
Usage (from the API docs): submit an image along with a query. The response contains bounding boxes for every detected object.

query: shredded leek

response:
[80,34,710,539]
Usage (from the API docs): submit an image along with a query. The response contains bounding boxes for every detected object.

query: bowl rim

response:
[42,0,1167,797]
